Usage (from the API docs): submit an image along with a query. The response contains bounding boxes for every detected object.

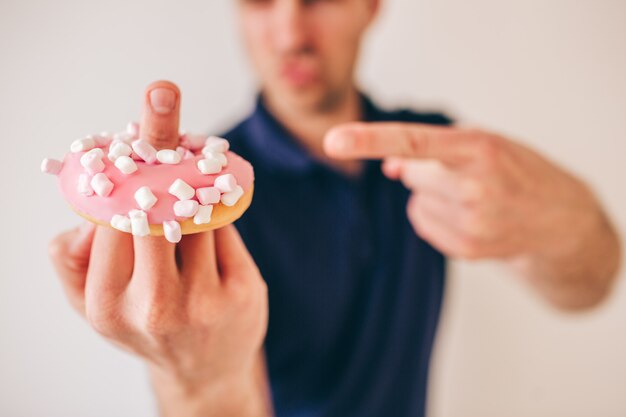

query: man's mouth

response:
[279,59,320,87]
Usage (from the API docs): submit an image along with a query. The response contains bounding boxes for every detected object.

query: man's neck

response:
[263,87,364,176]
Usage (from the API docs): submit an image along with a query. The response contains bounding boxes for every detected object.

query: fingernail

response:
[149,87,176,114]
[330,131,354,154]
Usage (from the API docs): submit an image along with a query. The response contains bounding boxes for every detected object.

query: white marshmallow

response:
[129,209,150,237]
[134,186,158,211]
[108,141,132,162]
[113,131,135,144]
[90,173,114,197]
[80,149,105,175]
[163,220,182,243]
[201,149,228,166]
[221,185,244,207]
[156,149,182,164]
[196,187,221,205]
[114,155,138,174]
[126,121,139,138]
[70,136,95,153]
[173,200,199,218]
[88,147,104,158]
[214,174,237,193]
[176,146,195,160]
[168,179,195,200]
[93,134,112,147]
[197,157,222,175]
[193,205,213,225]
[180,133,207,151]
[77,174,94,196]
[41,158,62,175]
[204,136,230,153]
[131,139,158,164]
[110,214,131,233]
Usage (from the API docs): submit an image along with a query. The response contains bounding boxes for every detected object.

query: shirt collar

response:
[243,92,382,175]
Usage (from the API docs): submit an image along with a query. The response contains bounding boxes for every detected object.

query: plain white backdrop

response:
[1,1,624,416]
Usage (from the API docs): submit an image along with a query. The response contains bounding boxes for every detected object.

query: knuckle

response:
[460,208,484,236]
[230,282,254,306]
[459,178,486,203]
[475,134,503,168]
[406,130,428,156]
[186,300,217,330]
[140,305,181,338]
[86,305,124,338]
[229,277,266,308]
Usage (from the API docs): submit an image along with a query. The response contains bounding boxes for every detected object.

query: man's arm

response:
[324,122,622,311]
[509,187,621,310]
[149,351,273,417]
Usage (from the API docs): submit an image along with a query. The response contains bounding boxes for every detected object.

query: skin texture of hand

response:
[48,81,272,417]
[324,122,621,311]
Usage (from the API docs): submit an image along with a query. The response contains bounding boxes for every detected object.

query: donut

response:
[41,123,254,243]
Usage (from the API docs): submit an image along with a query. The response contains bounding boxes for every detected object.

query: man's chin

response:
[271,83,340,113]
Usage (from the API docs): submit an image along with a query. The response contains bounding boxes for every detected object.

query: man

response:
[48,0,621,416]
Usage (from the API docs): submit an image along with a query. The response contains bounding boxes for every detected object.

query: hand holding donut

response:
[47,82,271,416]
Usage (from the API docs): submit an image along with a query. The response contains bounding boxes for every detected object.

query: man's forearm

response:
[149,352,273,417]
[511,204,621,311]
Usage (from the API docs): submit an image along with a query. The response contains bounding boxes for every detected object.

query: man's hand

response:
[324,122,621,310]
[49,81,271,416]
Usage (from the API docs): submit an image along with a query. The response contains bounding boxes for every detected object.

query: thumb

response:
[140,80,181,150]
[381,157,405,180]
[48,222,96,315]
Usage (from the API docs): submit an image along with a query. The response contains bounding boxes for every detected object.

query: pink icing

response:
[57,147,254,225]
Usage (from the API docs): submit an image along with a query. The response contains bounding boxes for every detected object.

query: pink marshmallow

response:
[196,187,221,205]
[131,139,157,164]
[78,174,94,196]
[41,158,63,175]
[90,173,114,197]
[80,150,105,175]
[173,200,199,218]
[176,146,195,160]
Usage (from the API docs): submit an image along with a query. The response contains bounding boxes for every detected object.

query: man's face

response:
[237,0,379,112]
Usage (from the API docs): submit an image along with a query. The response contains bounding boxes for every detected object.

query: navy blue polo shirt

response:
[223,94,452,417]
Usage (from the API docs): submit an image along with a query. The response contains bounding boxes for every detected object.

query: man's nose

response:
[273,0,309,54]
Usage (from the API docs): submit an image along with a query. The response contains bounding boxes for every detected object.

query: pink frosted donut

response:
[42,129,254,243]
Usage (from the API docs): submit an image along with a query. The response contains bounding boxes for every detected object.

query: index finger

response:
[324,122,477,165]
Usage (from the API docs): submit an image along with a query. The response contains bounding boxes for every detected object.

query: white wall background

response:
[1,0,624,416]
